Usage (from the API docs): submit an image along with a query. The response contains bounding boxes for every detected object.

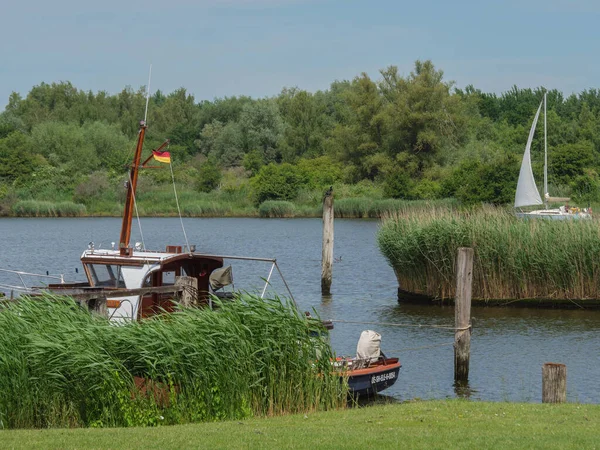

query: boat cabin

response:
[80,246,224,320]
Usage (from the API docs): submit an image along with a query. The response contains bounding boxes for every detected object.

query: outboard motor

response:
[356,330,381,365]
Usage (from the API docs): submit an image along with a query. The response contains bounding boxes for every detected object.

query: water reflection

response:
[453,381,477,399]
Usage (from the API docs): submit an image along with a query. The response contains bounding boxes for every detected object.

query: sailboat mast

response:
[119,123,146,256]
[544,92,548,207]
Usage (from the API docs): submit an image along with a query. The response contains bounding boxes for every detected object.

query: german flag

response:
[152,150,171,164]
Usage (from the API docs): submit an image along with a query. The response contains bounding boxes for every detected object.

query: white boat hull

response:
[516,210,591,220]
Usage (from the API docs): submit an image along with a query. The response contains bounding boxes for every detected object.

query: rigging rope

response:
[128,172,146,251]
[330,319,471,332]
[384,341,456,354]
[169,156,190,251]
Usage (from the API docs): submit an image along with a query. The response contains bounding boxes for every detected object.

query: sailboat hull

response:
[516,210,591,220]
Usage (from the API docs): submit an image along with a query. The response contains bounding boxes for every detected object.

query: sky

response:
[2,0,600,108]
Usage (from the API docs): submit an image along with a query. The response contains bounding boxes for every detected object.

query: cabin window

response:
[88,264,126,288]
[142,267,190,288]
[162,271,176,285]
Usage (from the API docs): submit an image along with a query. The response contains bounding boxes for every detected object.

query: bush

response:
[296,156,343,189]
[412,178,442,200]
[250,163,306,205]
[383,169,415,199]
[571,172,600,205]
[74,172,112,204]
[443,157,518,205]
[242,149,264,176]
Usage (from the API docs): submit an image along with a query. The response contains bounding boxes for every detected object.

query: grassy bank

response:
[378,206,600,301]
[0,295,345,429]
[2,400,599,449]
[5,194,458,218]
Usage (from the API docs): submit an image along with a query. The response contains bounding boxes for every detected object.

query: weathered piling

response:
[87,297,108,317]
[175,276,198,307]
[321,187,334,295]
[454,247,473,384]
[542,363,567,403]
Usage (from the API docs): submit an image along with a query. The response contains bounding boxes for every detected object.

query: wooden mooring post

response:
[321,187,334,295]
[175,276,198,307]
[454,247,473,384]
[542,363,567,403]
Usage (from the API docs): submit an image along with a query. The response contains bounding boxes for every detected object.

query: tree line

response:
[1,59,600,215]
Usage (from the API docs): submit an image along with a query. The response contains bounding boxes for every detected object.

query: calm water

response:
[1,217,599,403]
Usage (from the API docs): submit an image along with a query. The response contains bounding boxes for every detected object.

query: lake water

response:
[1,217,599,403]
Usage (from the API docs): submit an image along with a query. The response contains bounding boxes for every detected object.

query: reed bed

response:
[335,198,458,219]
[12,200,87,217]
[258,201,296,218]
[378,206,600,300]
[0,295,346,429]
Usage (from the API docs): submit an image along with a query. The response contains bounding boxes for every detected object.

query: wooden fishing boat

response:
[0,119,295,320]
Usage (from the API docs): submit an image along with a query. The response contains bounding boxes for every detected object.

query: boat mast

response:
[119,67,152,256]
[544,92,548,208]
[119,122,146,256]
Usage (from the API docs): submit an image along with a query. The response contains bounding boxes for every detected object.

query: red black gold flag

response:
[152,150,171,164]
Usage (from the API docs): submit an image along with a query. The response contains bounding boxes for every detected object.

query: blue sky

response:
[1,0,599,108]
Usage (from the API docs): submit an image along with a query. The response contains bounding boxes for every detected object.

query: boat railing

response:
[0,268,65,295]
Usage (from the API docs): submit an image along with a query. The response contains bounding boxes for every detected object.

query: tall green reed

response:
[378,206,600,300]
[258,201,296,218]
[12,200,86,217]
[0,294,345,429]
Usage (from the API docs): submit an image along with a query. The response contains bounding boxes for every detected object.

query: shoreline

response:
[397,288,600,309]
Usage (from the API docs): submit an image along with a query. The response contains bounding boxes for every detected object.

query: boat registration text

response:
[371,371,396,384]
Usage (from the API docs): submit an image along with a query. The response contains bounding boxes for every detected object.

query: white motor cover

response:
[356,330,381,363]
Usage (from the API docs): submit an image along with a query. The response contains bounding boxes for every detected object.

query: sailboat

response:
[515,93,591,220]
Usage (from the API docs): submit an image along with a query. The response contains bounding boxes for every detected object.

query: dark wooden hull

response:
[345,358,401,396]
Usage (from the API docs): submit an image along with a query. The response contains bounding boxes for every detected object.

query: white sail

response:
[514,99,544,208]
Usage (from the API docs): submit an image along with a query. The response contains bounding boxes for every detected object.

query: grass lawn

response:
[2,400,599,449]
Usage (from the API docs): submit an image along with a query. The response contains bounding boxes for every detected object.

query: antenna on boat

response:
[144,64,152,124]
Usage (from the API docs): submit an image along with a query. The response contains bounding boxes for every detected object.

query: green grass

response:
[258,200,296,218]
[0,295,346,429]
[1,400,598,449]
[11,200,87,217]
[378,206,600,300]
[6,179,458,218]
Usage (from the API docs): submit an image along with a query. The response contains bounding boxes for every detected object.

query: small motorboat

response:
[335,330,401,396]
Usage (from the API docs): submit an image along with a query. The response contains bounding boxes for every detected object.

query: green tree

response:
[31,122,99,174]
[379,61,469,173]
[243,149,265,176]
[571,171,600,205]
[550,141,594,185]
[383,167,415,199]
[198,120,244,167]
[81,121,130,172]
[0,131,39,182]
[278,88,325,161]
[196,159,222,193]
[239,100,284,163]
